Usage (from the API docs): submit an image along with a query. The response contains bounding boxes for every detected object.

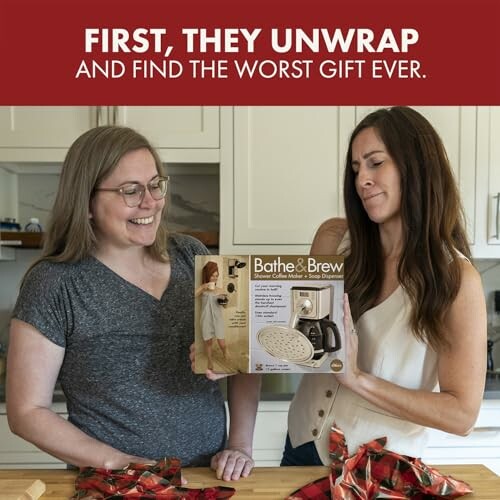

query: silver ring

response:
[351,327,357,335]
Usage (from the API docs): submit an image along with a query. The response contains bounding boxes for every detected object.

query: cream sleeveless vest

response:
[287,233,440,464]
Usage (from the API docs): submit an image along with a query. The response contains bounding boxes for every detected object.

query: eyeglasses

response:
[95,176,169,208]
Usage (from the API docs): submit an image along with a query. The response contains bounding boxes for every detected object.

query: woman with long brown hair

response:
[283,106,487,465]
[7,125,260,481]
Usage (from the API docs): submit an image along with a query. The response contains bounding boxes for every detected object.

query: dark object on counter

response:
[495,290,500,312]
[0,218,21,231]
[24,217,42,232]
[488,339,495,371]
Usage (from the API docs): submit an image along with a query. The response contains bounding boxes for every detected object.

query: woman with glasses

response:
[6,126,261,481]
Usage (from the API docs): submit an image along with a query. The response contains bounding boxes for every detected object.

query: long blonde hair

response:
[27,126,169,275]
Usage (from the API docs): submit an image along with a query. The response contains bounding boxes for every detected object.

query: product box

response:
[194,255,344,374]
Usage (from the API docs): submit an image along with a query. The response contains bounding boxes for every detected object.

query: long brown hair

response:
[343,107,471,350]
[26,126,169,276]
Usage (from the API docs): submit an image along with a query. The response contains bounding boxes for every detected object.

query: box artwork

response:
[194,255,344,374]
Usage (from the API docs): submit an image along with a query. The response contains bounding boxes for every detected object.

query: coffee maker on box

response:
[290,285,341,367]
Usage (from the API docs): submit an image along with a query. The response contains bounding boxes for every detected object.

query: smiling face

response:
[351,127,402,225]
[209,271,219,283]
[90,148,165,252]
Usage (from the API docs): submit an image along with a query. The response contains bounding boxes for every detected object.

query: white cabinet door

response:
[487,107,500,249]
[0,167,18,221]
[252,401,289,467]
[0,403,68,468]
[0,106,96,162]
[0,106,221,164]
[423,400,500,476]
[114,106,220,162]
[350,107,477,246]
[220,106,343,254]
[220,106,479,255]
[474,107,500,258]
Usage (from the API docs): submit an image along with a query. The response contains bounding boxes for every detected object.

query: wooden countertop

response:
[0,464,498,499]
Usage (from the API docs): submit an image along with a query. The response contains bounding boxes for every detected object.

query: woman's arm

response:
[339,260,487,435]
[194,283,209,297]
[210,374,262,481]
[7,319,151,468]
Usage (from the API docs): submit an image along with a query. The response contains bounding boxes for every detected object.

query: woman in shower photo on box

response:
[196,261,229,370]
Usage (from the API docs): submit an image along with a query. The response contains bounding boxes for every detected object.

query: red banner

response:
[0,0,498,104]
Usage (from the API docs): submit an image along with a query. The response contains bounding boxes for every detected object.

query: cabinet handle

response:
[472,426,500,433]
[495,193,500,240]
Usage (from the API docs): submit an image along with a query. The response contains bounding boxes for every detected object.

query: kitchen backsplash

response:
[5,164,219,232]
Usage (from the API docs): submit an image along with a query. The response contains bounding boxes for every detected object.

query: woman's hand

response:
[334,293,361,388]
[210,447,254,481]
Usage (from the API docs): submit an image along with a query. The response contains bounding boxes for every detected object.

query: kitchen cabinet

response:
[473,107,500,258]
[112,106,220,162]
[0,106,95,162]
[0,166,18,226]
[252,401,289,466]
[0,106,220,163]
[219,106,481,255]
[422,399,500,476]
[219,106,346,254]
[251,400,500,475]
[0,403,67,469]
[0,399,285,469]
[1,398,498,473]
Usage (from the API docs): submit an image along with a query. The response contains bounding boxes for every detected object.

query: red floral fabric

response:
[71,458,235,500]
[288,425,473,499]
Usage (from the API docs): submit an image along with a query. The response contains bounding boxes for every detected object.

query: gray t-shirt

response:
[13,233,226,466]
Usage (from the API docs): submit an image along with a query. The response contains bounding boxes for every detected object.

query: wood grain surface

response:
[0,464,498,499]
[0,478,46,499]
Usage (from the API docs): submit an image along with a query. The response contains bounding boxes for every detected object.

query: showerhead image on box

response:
[194,255,250,374]
[193,254,344,374]
[256,285,342,369]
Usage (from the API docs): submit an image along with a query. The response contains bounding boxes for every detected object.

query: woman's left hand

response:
[334,293,361,388]
[210,447,254,481]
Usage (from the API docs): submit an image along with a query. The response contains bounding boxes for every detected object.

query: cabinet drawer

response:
[253,449,284,467]
[0,412,68,468]
[252,401,289,467]
[426,428,500,449]
[253,411,288,451]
